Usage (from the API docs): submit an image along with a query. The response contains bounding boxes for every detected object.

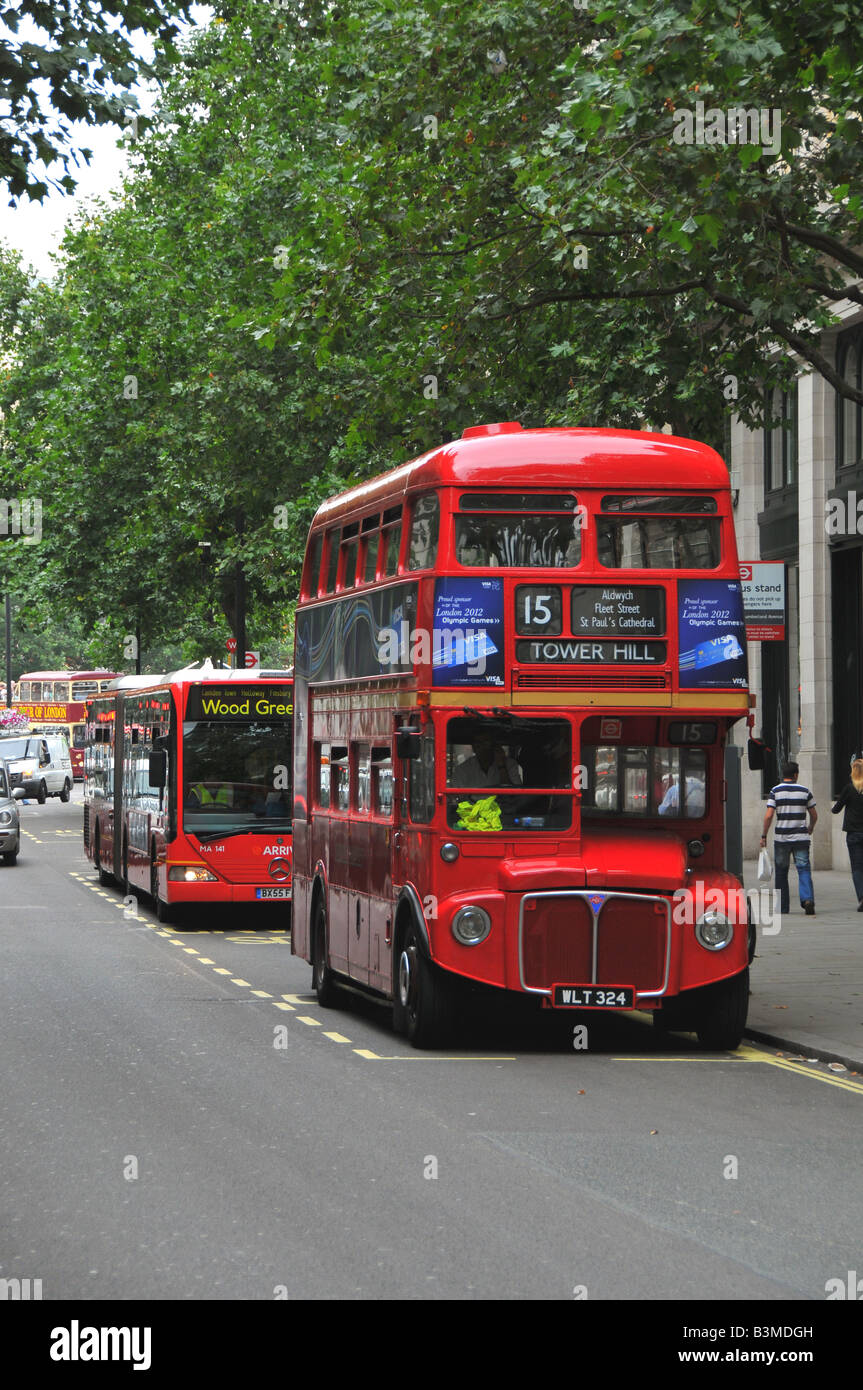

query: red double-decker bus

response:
[292,423,754,1048]
[84,665,293,921]
[15,670,122,777]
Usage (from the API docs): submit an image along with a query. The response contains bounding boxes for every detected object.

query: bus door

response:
[348,742,371,983]
[326,743,351,975]
[367,745,395,992]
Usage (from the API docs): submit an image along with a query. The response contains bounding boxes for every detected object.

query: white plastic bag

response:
[757,847,773,883]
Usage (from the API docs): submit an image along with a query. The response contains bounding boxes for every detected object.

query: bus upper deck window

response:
[325,528,341,592]
[456,493,581,568]
[383,512,402,575]
[597,498,720,570]
[408,494,439,571]
[342,538,359,589]
[305,533,323,597]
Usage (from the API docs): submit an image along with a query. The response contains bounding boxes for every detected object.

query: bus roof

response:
[100,666,293,692]
[312,426,730,527]
[17,670,123,681]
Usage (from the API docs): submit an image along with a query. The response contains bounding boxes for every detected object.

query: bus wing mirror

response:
[396,730,422,760]
[148,749,167,788]
[747,738,767,771]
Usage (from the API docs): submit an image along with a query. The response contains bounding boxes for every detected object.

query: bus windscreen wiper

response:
[194,823,292,842]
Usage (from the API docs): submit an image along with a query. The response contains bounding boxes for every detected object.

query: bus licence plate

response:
[256,887,291,899]
[552,985,634,1008]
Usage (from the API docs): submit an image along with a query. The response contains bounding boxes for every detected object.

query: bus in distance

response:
[291,423,753,1049]
[15,670,122,778]
[84,663,293,921]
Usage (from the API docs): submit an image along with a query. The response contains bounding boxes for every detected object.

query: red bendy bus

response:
[15,670,122,777]
[292,424,755,1049]
[84,665,293,921]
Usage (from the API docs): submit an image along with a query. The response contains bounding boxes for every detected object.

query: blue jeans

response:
[846,832,863,904]
[773,843,813,913]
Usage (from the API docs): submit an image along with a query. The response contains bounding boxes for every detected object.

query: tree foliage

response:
[0,0,192,199]
[1,0,862,662]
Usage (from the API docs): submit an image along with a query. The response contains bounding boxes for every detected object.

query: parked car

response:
[0,758,20,863]
[0,732,73,803]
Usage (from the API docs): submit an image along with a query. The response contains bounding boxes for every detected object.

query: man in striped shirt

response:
[761,762,817,916]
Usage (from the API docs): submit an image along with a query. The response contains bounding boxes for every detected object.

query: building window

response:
[837,331,862,470]
[764,385,798,495]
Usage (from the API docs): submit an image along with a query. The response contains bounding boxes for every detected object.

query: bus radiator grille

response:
[514,672,669,690]
[521,894,666,993]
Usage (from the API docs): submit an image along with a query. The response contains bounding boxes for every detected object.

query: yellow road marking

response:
[323,1032,351,1044]
[183,948,199,955]
[213,968,232,976]
[251,990,272,998]
[197,957,215,964]
[296,1015,322,1027]
[273,1002,294,1012]
[230,978,250,987]
[737,1045,863,1093]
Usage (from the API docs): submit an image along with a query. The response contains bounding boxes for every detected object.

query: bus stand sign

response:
[740,562,785,641]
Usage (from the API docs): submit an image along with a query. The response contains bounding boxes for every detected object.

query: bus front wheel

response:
[394,922,454,1050]
[695,968,749,1051]
[311,899,340,1009]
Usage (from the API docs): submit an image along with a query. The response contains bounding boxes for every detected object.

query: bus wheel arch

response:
[150,843,172,924]
[392,894,454,1049]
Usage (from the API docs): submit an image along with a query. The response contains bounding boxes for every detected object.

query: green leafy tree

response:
[0,0,193,199]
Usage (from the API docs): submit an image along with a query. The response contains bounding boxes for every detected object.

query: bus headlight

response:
[168,865,218,883]
[695,910,733,950]
[451,904,491,946]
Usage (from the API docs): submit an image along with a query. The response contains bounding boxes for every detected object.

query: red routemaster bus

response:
[15,670,122,777]
[292,423,755,1049]
[84,664,293,921]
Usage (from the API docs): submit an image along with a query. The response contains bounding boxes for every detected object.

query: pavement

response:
[743,856,863,1072]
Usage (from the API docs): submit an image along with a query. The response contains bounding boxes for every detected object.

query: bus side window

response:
[316,743,330,809]
[355,743,371,815]
[409,725,435,824]
[305,533,323,597]
[408,494,439,571]
[325,529,341,592]
[330,745,349,812]
[372,748,393,817]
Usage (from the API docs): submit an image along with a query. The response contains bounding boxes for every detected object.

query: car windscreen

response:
[0,738,35,760]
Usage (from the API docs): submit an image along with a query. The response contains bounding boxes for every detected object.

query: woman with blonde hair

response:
[831,756,863,909]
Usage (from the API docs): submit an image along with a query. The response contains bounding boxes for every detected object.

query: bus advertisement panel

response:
[291,424,753,1050]
[84,667,293,922]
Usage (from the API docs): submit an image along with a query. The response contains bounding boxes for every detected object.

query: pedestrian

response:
[831,755,863,910]
[760,761,817,915]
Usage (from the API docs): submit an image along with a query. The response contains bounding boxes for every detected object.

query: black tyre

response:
[395,921,455,1050]
[36,780,47,804]
[59,780,71,803]
[311,898,341,1008]
[150,857,172,924]
[747,917,756,964]
[2,845,18,865]
[695,968,749,1051]
[94,827,112,886]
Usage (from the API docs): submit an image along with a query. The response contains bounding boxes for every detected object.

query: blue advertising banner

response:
[678,580,748,690]
[433,578,505,687]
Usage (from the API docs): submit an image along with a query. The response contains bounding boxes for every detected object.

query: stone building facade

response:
[729,293,863,868]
